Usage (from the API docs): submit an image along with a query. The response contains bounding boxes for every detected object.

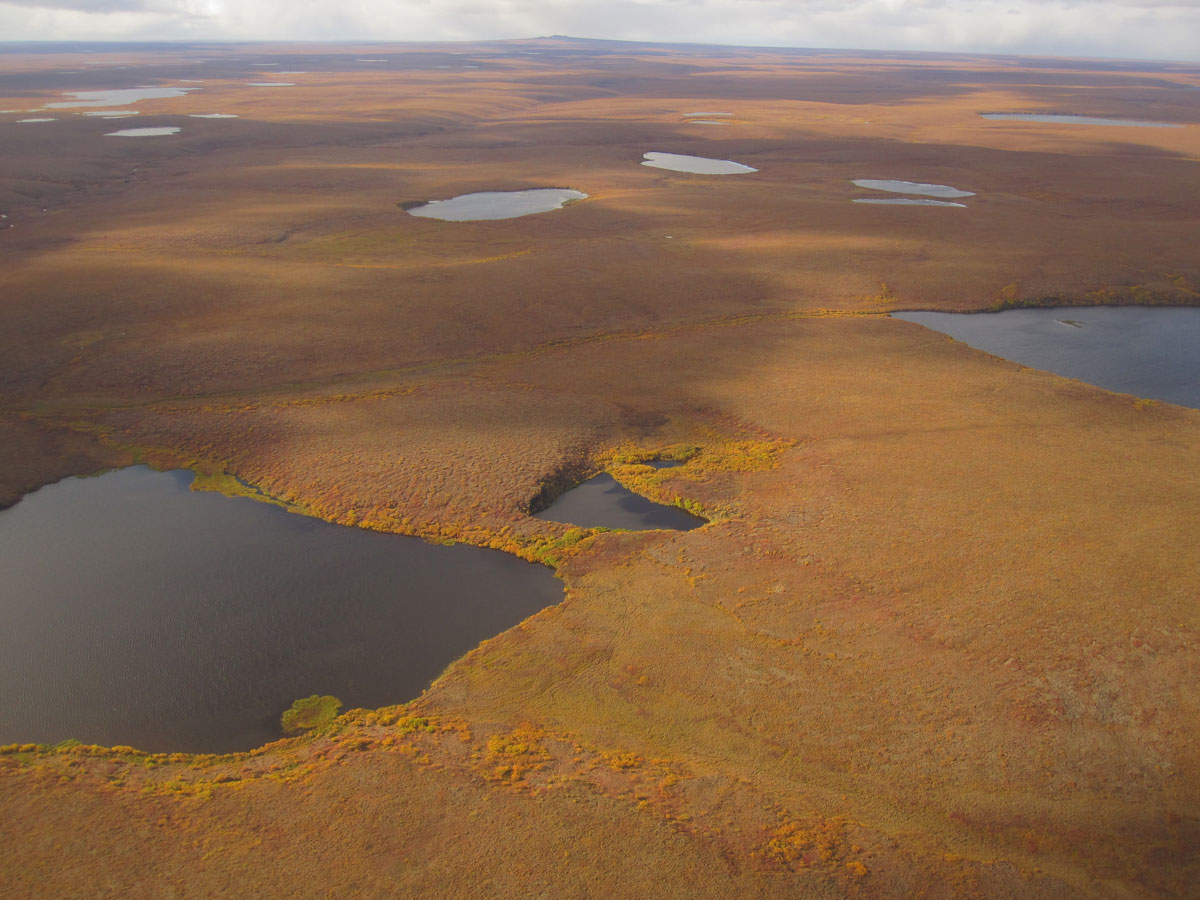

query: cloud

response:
[0,0,1196,62]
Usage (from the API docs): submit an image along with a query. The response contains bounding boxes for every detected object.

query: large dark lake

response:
[0,467,562,754]
[894,307,1200,410]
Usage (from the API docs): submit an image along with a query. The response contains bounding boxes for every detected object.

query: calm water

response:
[852,179,974,198]
[534,473,705,531]
[894,307,1200,409]
[0,467,563,753]
[980,113,1182,128]
[853,198,966,207]
[407,189,587,221]
[46,87,197,108]
[105,127,180,137]
[641,152,757,175]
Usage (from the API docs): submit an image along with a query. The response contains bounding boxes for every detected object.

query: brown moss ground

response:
[2,39,1200,899]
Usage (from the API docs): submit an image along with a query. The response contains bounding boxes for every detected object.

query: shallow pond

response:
[189,113,238,118]
[641,151,756,174]
[0,467,563,753]
[534,473,705,531]
[16,118,55,123]
[853,198,966,207]
[683,112,732,117]
[105,126,181,137]
[894,307,1200,409]
[407,189,587,221]
[852,179,973,198]
[47,87,196,108]
[980,113,1182,128]
[83,110,139,118]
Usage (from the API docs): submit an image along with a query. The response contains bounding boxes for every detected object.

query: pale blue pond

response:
[642,152,756,174]
[47,87,197,108]
[980,113,1182,128]
[852,179,974,198]
[407,189,587,221]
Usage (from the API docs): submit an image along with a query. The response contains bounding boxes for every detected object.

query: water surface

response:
[0,467,563,753]
[105,126,180,137]
[641,152,756,174]
[535,473,705,531]
[980,113,1182,128]
[853,198,966,207]
[894,307,1200,408]
[407,189,587,221]
[853,179,973,198]
[47,87,196,108]
[190,113,239,118]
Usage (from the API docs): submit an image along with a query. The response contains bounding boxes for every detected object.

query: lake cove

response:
[534,473,706,531]
[641,151,756,174]
[0,467,563,754]
[894,307,1200,409]
[406,189,587,221]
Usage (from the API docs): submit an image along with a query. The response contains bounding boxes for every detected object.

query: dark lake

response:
[0,466,563,754]
[534,473,705,531]
[894,307,1200,410]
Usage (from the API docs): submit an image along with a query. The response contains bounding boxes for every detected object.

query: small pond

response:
[853,198,966,207]
[190,113,238,118]
[980,113,1182,128]
[406,189,587,221]
[0,467,563,753]
[17,118,55,123]
[246,82,295,87]
[641,152,757,174]
[683,112,732,117]
[894,307,1200,409]
[83,110,139,118]
[105,127,181,137]
[852,179,973,198]
[534,473,706,531]
[47,87,197,108]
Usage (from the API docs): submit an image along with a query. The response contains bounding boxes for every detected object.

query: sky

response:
[1,0,1198,63]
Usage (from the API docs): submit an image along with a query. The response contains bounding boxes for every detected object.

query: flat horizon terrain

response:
[1,37,1199,899]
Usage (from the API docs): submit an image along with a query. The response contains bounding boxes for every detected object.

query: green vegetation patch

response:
[281,694,343,735]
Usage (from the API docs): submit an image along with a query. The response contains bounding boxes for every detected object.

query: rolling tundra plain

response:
[1,37,1199,899]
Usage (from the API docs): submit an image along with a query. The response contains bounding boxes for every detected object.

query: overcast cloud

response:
[1,0,1197,62]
